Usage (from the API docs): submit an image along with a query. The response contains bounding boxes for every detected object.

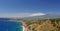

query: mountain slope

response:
[21,14,60,20]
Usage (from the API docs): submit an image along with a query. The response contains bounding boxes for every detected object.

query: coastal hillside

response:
[17,18,60,31]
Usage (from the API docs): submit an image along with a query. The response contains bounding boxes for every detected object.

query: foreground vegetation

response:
[17,18,60,31]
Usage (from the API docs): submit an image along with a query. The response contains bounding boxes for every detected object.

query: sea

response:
[0,18,23,31]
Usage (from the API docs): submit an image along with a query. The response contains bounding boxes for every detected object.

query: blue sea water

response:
[0,21,23,31]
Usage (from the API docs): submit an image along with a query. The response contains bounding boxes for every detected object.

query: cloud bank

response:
[0,13,46,18]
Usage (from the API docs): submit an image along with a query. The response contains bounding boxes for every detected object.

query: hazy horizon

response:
[0,0,60,17]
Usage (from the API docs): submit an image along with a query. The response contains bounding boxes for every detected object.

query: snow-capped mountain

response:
[21,14,60,20]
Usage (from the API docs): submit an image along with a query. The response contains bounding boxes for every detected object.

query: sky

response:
[0,0,60,17]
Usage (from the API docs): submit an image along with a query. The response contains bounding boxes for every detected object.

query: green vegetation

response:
[17,18,60,31]
[24,18,60,31]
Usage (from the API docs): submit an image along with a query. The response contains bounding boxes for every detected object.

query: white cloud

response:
[0,13,46,18]
[29,13,46,16]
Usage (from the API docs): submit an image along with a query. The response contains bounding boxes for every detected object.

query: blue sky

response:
[0,0,60,17]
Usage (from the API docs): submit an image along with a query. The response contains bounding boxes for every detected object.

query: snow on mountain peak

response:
[29,13,46,16]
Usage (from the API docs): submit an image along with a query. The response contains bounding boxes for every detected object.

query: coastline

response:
[19,21,27,31]
[23,26,25,31]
